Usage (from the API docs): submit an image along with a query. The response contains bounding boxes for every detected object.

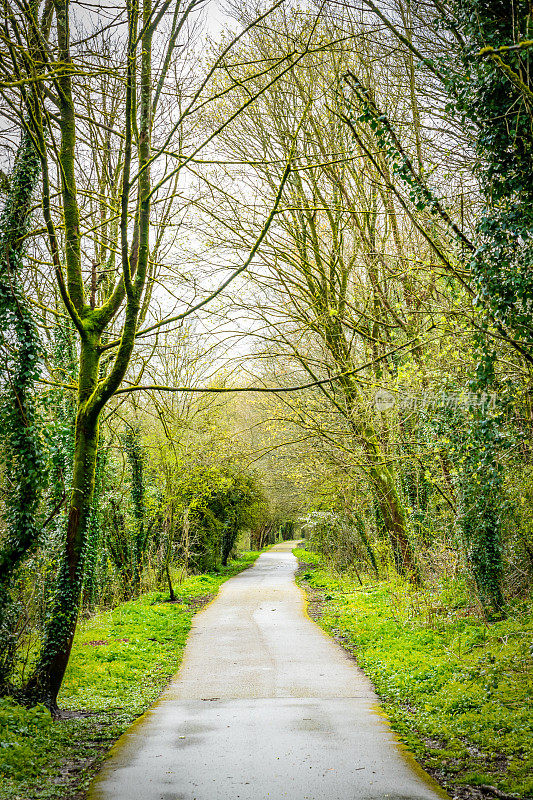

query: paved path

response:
[88,542,448,800]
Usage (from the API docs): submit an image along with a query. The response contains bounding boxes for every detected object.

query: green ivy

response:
[123,425,148,592]
[438,0,533,353]
[339,32,519,615]
[0,132,45,691]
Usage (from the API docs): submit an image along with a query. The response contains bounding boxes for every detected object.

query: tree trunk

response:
[339,369,420,582]
[0,133,43,614]
[361,432,420,582]
[26,342,100,708]
[350,511,379,576]
[370,464,418,579]
[166,563,176,602]
[162,507,176,601]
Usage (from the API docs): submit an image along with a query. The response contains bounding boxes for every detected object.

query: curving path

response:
[88,541,448,800]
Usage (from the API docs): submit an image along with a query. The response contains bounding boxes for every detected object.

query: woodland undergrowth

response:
[294,547,533,800]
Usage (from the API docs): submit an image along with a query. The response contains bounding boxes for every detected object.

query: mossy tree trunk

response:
[5,0,301,707]
[29,385,100,704]
[338,370,419,581]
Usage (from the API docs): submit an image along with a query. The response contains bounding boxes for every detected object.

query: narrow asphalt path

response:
[88,542,448,800]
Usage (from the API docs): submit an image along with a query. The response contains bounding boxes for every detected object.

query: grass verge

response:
[294,546,533,800]
[0,551,262,800]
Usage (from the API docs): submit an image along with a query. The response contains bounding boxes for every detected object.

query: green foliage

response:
[122,425,149,592]
[503,464,533,587]
[0,550,261,800]
[0,132,45,692]
[433,0,533,614]
[427,397,508,616]
[439,1,533,351]
[301,511,378,575]
[456,416,506,616]
[82,444,107,608]
[342,62,511,615]
[174,465,265,571]
[295,549,533,798]
[0,699,53,781]
[0,132,44,583]
[278,520,295,541]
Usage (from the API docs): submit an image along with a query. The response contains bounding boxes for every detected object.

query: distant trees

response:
[201,10,447,581]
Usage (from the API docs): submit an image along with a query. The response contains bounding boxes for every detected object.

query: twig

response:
[479,785,524,800]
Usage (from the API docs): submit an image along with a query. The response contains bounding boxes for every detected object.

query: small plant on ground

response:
[294,547,533,799]
[0,551,261,800]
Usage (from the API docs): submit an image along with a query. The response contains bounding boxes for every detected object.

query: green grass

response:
[0,551,262,800]
[294,547,533,799]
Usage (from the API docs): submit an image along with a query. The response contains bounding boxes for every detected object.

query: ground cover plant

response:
[294,547,533,800]
[0,551,261,800]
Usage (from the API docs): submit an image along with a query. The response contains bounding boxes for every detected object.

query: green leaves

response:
[440,0,533,355]
[0,132,46,690]
[0,698,53,780]
[172,464,264,571]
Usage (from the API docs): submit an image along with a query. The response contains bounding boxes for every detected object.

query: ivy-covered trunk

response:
[124,425,147,595]
[27,340,101,707]
[349,511,379,576]
[221,523,237,567]
[82,444,106,609]
[0,134,44,605]
[23,0,153,706]
[0,132,45,693]
[456,415,505,618]
[362,432,419,580]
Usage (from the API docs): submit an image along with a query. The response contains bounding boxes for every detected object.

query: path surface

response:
[88,542,448,800]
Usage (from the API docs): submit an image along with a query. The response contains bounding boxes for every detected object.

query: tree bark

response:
[26,337,100,707]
